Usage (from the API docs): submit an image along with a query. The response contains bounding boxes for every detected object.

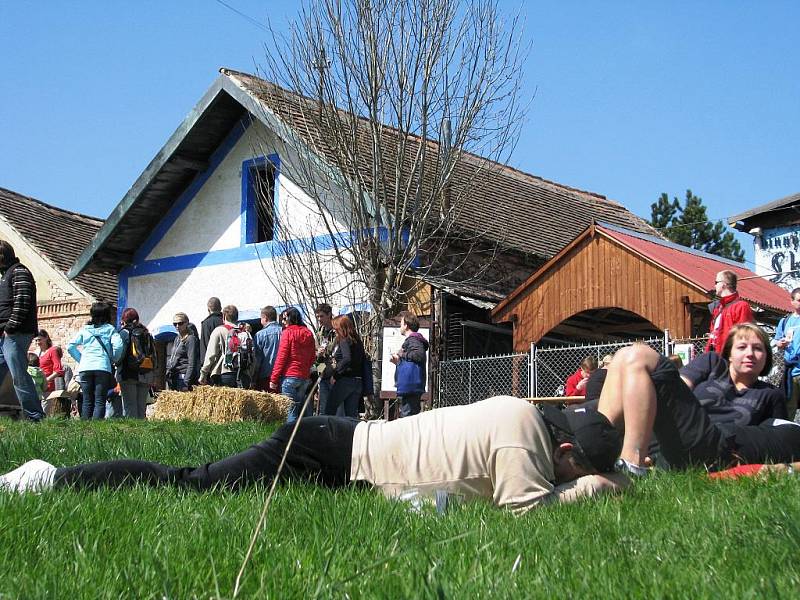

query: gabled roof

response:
[493,222,792,317]
[225,69,654,261]
[71,68,653,277]
[729,192,800,227]
[0,187,117,302]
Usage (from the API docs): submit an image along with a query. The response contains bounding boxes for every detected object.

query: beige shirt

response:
[200,324,233,378]
[350,396,557,514]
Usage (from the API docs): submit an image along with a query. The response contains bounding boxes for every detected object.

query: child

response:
[26,353,47,401]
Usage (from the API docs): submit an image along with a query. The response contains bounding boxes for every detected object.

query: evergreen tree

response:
[649,189,745,262]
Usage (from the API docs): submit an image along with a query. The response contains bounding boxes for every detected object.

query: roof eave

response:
[728,192,800,227]
[68,75,242,279]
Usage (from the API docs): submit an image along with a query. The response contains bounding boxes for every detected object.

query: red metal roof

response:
[598,224,791,313]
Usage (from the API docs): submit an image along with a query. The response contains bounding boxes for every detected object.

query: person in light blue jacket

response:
[68,302,124,421]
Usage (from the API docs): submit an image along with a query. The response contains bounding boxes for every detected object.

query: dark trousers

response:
[324,377,361,419]
[54,416,359,491]
[398,393,422,418]
[215,371,250,389]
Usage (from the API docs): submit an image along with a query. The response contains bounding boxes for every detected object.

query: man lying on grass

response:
[0,396,630,513]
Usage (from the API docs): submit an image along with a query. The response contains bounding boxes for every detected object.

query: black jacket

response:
[200,312,223,360]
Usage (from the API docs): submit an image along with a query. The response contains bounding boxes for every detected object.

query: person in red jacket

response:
[270,307,316,423]
[705,270,754,353]
[565,356,598,397]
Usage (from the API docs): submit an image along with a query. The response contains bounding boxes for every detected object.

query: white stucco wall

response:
[127,260,281,328]
[128,253,367,330]
[129,117,372,330]
[147,122,339,261]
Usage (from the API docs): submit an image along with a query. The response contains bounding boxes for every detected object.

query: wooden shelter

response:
[491,222,792,350]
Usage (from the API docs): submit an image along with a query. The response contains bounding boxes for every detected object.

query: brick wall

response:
[35,298,93,368]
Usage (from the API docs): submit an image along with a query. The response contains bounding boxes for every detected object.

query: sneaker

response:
[0,459,57,493]
[614,458,650,477]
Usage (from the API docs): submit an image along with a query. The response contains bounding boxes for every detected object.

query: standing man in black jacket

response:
[0,241,45,421]
[199,297,223,362]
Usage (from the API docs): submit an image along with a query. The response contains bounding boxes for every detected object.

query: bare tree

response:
[242,0,527,394]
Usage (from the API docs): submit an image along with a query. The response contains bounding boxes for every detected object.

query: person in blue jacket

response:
[68,302,124,421]
[390,311,429,417]
[253,306,282,391]
[775,287,800,419]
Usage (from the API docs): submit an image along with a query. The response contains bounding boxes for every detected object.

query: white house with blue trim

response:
[70,70,370,338]
[70,68,654,365]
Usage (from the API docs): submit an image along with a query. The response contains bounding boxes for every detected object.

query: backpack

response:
[224,323,254,373]
[126,325,156,374]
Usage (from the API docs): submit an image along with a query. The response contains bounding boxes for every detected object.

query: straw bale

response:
[151,387,292,424]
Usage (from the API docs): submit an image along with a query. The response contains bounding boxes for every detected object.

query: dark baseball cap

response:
[539,404,622,472]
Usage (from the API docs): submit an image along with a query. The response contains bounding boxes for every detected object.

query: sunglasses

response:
[173,322,187,327]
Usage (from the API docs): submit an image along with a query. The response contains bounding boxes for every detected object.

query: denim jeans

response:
[80,370,114,420]
[281,377,310,424]
[0,332,44,421]
[324,377,362,419]
[318,378,334,416]
[168,372,190,392]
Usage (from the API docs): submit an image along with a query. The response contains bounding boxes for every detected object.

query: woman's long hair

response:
[283,307,305,327]
[332,315,361,345]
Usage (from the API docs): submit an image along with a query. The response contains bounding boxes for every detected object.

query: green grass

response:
[2,418,800,599]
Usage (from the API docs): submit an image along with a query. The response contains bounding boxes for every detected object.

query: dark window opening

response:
[251,163,275,243]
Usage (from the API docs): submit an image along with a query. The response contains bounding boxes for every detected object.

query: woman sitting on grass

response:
[598,323,800,475]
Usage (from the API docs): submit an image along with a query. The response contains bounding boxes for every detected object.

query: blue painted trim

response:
[241,154,281,245]
[133,119,251,263]
[117,267,130,323]
[126,227,390,277]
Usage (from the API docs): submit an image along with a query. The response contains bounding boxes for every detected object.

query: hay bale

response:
[151,387,292,424]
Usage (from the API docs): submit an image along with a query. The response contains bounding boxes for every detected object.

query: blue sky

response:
[2,1,798,269]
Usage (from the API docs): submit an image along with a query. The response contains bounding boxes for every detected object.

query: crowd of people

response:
[3,243,800,511]
[0,234,429,425]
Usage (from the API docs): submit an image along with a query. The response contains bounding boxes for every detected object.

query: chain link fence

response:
[436,353,529,408]
[533,337,667,397]
[437,333,787,404]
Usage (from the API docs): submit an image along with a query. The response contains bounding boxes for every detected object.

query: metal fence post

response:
[468,358,472,404]
[530,342,536,398]
[663,328,670,356]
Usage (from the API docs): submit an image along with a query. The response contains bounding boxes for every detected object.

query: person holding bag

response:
[68,302,124,421]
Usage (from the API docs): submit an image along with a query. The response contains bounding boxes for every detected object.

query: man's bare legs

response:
[597,344,662,467]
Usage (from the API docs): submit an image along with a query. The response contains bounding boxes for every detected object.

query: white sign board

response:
[673,343,695,367]
[381,326,429,392]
